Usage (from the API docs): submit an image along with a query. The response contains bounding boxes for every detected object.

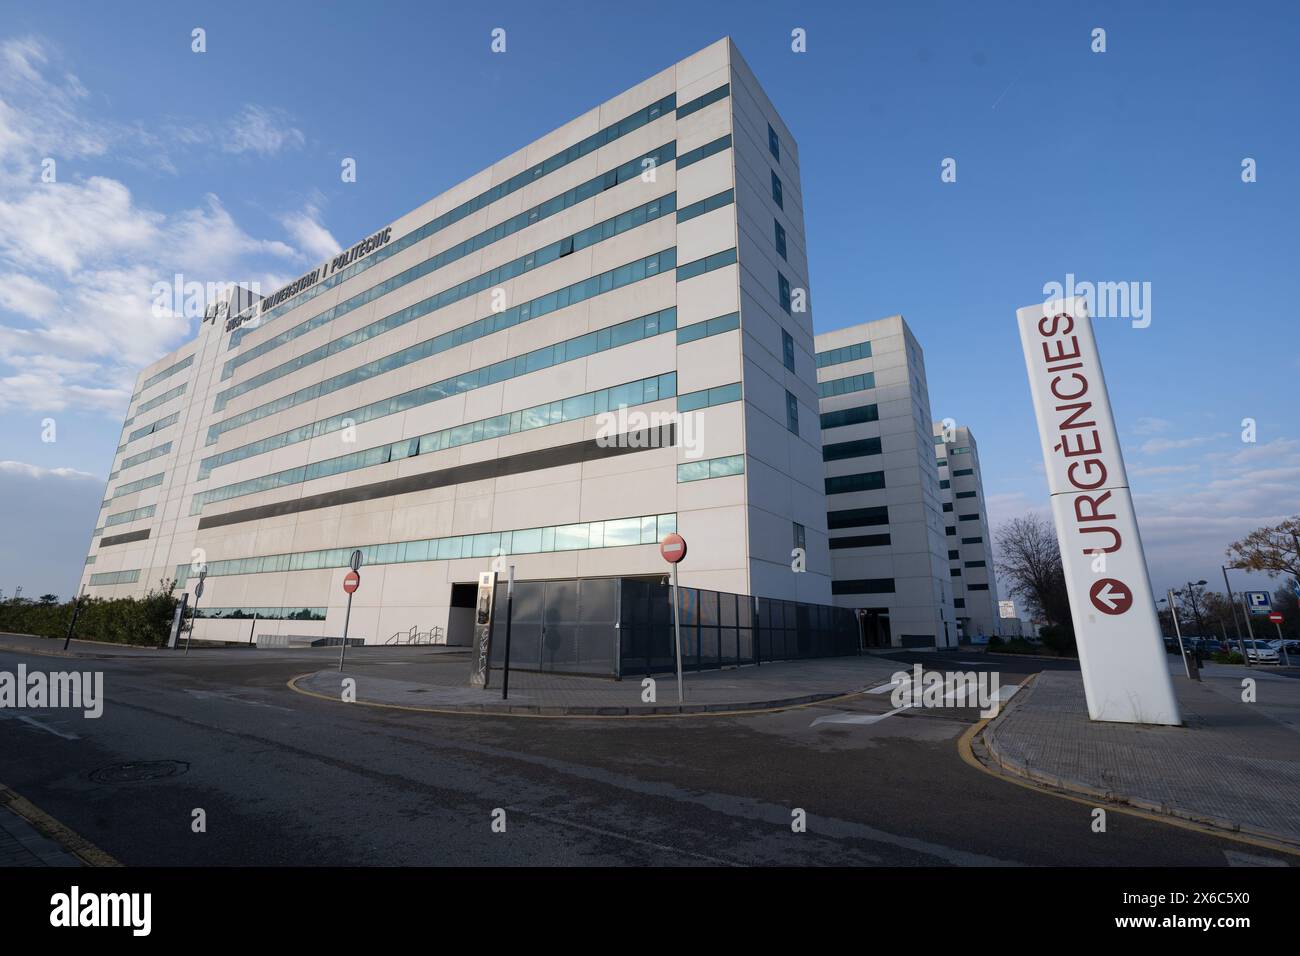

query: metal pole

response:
[670,561,684,702]
[185,591,201,655]
[338,590,353,672]
[1277,619,1291,667]
[501,566,515,700]
[1222,565,1244,643]
[1240,595,1255,666]
[1168,590,1193,680]
[61,591,85,651]
[249,612,258,645]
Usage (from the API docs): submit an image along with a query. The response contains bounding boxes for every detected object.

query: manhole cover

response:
[89,760,189,784]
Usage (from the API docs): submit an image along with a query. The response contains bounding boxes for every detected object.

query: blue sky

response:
[0,0,1295,605]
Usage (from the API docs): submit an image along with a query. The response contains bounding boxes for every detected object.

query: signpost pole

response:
[1276,619,1291,667]
[61,590,86,652]
[1168,589,1194,680]
[671,560,684,704]
[501,566,515,701]
[185,570,207,656]
[338,587,354,672]
[1221,565,1244,644]
[249,612,258,645]
[1240,595,1255,666]
[338,550,362,673]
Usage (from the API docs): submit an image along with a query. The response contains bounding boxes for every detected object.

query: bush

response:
[0,580,180,647]
[1212,651,1245,665]
[1038,623,1078,657]
[987,635,1004,648]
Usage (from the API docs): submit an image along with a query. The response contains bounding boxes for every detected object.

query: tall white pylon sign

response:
[1016,297,1180,726]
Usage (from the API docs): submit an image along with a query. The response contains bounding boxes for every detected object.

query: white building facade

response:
[932,423,1005,640]
[815,316,957,648]
[80,39,835,647]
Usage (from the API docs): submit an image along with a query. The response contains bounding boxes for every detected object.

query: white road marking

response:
[183,689,294,711]
[810,704,916,727]
[0,711,81,740]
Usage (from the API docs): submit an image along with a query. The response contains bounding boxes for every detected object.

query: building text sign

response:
[1017,297,1180,725]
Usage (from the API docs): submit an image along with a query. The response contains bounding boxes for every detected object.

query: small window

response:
[768,123,780,161]
[771,170,783,208]
[774,219,787,260]
[785,390,799,435]
[778,272,792,314]
[792,521,806,551]
[782,329,796,372]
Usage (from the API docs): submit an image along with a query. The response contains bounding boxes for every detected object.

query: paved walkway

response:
[0,802,81,866]
[296,655,904,715]
[983,668,1300,847]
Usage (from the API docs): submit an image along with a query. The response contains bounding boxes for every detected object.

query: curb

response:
[0,783,120,867]
[969,675,1300,855]
[288,671,873,719]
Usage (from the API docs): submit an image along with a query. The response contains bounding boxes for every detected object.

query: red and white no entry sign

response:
[1269,611,1284,624]
[660,533,687,564]
[343,569,360,594]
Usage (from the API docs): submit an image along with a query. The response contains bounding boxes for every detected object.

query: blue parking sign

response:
[1244,590,1272,614]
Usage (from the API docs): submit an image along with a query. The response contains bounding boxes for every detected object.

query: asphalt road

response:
[0,645,1293,866]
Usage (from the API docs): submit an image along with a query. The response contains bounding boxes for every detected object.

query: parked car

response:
[1243,640,1280,664]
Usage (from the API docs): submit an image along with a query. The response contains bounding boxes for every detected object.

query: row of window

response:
[677,454,744,483]
[226,141,679,378]
[89,569,140,587]
[120,441,172,471]
[230,85,729,347]
[677,382,742,413]
[831,578,895,595]
[825,471,886,495]
[202,251,681,474]
[104,504,155,527]
[827,505,888,529]
[676,134,733,171]
[952,468,974,477]
[829,533,891,550]
[208,246,680,444]
[137,382,185,414]
[126,411,179,446]
[676,188,734,224]
[194,606,327,621]
[822,437,882,462]
[176,513,679,585]
[214,192,678,412]
[676,311,739,345]
[193,373,679,512]
[138,354,193,394]
[676,246,737,282]
[818,372,875,399]
[820,404,879,430]
[112,472,164,499]
[816,341,871,369]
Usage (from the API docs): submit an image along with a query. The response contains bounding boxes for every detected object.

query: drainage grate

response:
[89,760,190,784]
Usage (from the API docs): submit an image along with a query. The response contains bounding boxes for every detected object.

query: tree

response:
[1226,516,1300,581]
[37,593,58,605]
[994,514,1074,641]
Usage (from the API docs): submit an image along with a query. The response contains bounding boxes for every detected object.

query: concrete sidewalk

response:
[982,668,1300,847]
[295,655,904,716]
[0,803,81,867]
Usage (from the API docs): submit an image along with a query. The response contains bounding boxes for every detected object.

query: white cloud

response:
[0,36,325,417]
[222,104,306,157]
[1138,432,1228,455]
[1131,416,1172,436]
[280,201,341,262]
[0,459,98,480]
